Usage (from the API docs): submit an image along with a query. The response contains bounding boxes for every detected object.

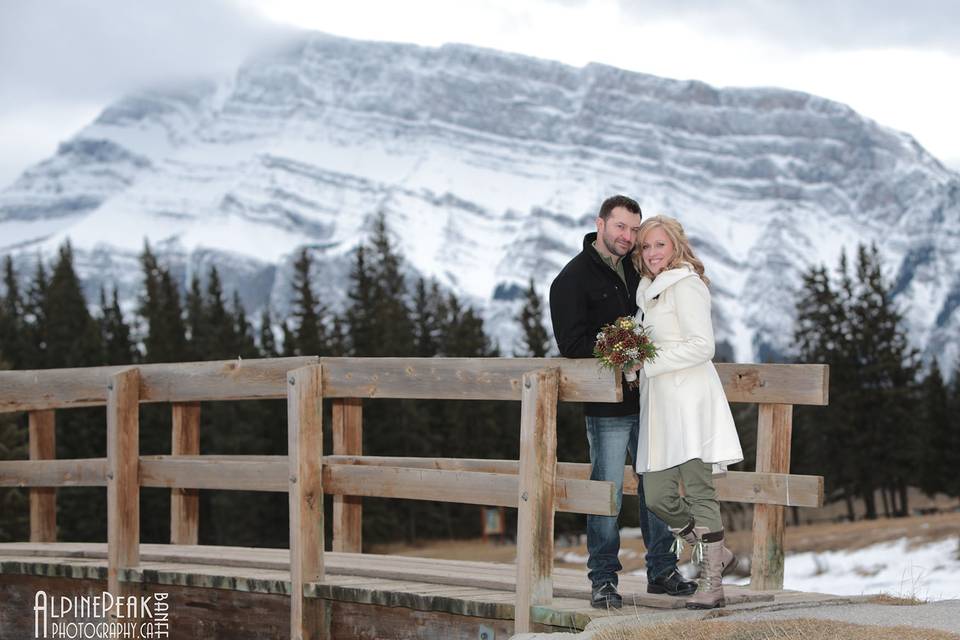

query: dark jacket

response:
[549,232,641,417]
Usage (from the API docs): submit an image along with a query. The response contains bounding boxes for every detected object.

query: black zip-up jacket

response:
[549,232,640,417]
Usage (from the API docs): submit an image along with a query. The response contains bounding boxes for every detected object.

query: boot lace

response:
[691,539,705,566]
[670,534,705,566]
[670,534,685,559]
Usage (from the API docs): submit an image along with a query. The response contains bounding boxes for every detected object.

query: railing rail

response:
[0,356,828,637]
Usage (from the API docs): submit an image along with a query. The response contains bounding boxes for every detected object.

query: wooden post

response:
[28,409,57,542]
[107,368,140,602]
[288,365,325,640]
[514,368,559,634]
[750,403,793,590]
[332,398,362,553]
[171,402,200,545]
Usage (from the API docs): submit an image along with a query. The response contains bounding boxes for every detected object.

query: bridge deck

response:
[0,542,833,638]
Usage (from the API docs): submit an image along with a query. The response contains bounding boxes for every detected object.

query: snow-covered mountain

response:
[1,32,959,367]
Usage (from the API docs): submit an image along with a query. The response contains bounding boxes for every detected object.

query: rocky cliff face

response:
[2,33,958,366]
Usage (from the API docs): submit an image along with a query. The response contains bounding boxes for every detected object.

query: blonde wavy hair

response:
[632,215,710,285]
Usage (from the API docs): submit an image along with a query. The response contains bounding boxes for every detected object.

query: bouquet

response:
[593,316,658,386]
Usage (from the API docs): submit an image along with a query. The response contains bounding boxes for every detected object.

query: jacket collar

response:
[637,264,698,306]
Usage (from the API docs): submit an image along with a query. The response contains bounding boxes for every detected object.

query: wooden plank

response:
[557,463,822,508]
[717,363,828,406]
[28,410,57,542]
[140,456,288,491]
[326,456,822,507]
[0,540,776,605]
[0,542,773,628]
[3,452,818,509]
[0,358,828,411]
[170,402,200,545]
[0,458,108,487]
[715,470,822,508]
[319,358,618,403]
[107,368,140,601]
[750,403,793,591]
[515,368,560,634]
[0,356,318,412]
[287,364,325,640]
[325,466,615,516]
[137,457,616,515]
[332,398,363,553]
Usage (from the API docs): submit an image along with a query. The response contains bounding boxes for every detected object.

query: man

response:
[549,195,696,608]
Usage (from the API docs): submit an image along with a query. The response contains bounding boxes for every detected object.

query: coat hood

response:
[637,264,699,309]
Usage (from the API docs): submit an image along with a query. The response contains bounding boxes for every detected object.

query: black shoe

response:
[591,582,623,609]
[647,569,697,596]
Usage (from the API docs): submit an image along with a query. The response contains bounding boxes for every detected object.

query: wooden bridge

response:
[0,357,828,638]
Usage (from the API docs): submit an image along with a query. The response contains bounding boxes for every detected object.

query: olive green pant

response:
[642,458,723,533]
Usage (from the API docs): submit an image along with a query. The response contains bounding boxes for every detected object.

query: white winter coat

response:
[635,265,743,474]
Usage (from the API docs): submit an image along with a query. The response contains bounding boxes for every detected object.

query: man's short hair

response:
[598,195,642,220]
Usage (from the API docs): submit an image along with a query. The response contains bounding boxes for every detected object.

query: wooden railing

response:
[0,357,827,638]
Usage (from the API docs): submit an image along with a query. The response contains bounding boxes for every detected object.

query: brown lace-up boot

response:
[669,520,737,578]
[685,529,728,609]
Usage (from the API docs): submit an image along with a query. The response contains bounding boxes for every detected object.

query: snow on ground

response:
[772,537,960,601]
[610,531,960,601]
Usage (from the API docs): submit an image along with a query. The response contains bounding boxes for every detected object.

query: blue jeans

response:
[585,414,676,586]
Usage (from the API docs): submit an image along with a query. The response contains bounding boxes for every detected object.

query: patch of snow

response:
[729,536,960,601]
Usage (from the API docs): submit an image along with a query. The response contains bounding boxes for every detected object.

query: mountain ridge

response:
[1,31,958,367]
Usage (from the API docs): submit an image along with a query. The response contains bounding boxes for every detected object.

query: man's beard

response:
[602,234,628,257]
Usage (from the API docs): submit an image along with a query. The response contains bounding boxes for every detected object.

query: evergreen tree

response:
[366,214,415,356]
[328,315,348,357]
[848,244,919,518]
[280,321,297,357]
[0,334,28,542]
[793,246,922,520]
[917,361,949,498]
[22,258,49,367]
[0,257,25,368]
[290,249,326,356]
[945,364,960,500]
[232,291,258,358]
[185,274,208,359]
[411,279,444,357]
[432,290,518,539]
[345,245,376,355]
[138,244,188,363]
[511,277,587,533]
[515,277,550,357]
[44,243,102,368]
[792,262,859,519]
[98,287,137,365]
[341,216,420,541]
[440,294,496,358]
[35,245,107,541]
[0,395,28,542]
[203,266,237,359]
[258,307,278,357]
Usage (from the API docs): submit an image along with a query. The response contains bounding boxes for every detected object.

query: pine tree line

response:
[0,214,583,546]
[792,244,960,519]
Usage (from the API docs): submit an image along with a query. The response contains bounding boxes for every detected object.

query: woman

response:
[629,215,743,610]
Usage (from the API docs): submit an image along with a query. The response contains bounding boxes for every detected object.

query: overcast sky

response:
[1,0,958,187]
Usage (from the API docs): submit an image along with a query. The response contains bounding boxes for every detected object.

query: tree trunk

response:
[898,482,910,517]
[862,487,878,520]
